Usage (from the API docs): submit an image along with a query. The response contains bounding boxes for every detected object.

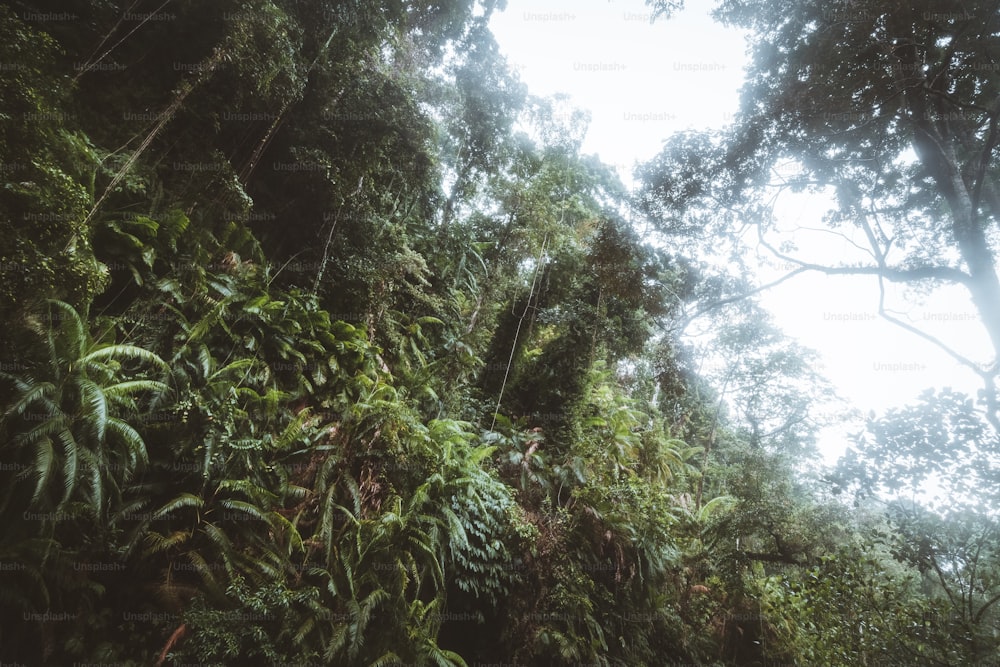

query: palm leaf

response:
[81,344,168,371]
[201,522,237,578]
[143,529,193,556]
[76,378,108,445]
[208,357,258,383]
[77,446,105,517]
[45,300,86,365]
[153,493,204,520]
[103,379,170,399]
[428,647,468,667]
[106,417,148,477]
[368,652,403,667]
[3,381,56,418]
[272,409,312,451]
[218,478,277,505]
[697,494,737,524]
[269,510,305,553]
[219,499,268,522]
[183,549,224,600]
[30,434,55,506]
[188,297,234,342]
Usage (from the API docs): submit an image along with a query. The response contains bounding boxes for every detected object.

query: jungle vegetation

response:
[1,0,999,664]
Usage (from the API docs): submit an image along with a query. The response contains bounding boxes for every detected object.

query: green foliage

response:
[172,576,322,664]
[0,300,167,523]
[0,7,107,327]
[5,1,994,665]
[758,545,931,665]
[834,388,1000,511]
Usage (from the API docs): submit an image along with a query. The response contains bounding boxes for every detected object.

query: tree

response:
[0,6,108,337]
[757,543,926,665]
[0,300,167,523]
[830,388,1000,662]
[833,388,1000,510]
[642,0,1000,425]
[682,300,841,461]
[0,300,167,662]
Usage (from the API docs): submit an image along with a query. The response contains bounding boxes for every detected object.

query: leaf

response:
[77,378,107,445]
[106,417,148,476]
[81,344,168,371]
[219,499,268,522]
[153,493,204,520]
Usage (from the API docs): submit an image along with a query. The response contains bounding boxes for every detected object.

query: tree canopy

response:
[0,0,998,665]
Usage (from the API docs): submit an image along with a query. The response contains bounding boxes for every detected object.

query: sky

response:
[489,0,992,463]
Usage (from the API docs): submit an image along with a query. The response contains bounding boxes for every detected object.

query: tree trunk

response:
[890,14,1000,376]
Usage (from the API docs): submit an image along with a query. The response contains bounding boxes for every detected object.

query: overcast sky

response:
[490,0,991,462]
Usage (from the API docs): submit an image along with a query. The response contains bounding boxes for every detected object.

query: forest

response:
[1,0,999,665]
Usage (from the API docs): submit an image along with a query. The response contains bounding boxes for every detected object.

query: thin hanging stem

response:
[73,0,172,83]
[81,46,226,230]
[490,233,548,432]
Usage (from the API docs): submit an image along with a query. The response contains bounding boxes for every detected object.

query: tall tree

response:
[642,0,1000,424]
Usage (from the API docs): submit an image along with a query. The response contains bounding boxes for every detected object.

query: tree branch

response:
[756,230,971,285]
[874,273,991,380]
[790,223,874,257]
[681,266,809,327]
[680,225,971,330]
[974,588,1000,624]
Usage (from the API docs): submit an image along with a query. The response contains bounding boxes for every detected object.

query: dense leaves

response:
[1,0,998,665]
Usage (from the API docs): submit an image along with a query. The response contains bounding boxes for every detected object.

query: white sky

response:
[490,0,992,463]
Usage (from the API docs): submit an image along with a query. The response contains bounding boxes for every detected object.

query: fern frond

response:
[104,379,171,399]
[106,417,148,477]
[76,378,107,444]
[142,529,192,556]
[219,499,268,522]
[154,493,204,520]
[82,344,168,371]
[4,381,56,418]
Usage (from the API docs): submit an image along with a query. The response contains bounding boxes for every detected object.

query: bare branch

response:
[789,224,874,258]
[680,223,970,330]
[74,0,171,83]
[874,273,988,379]
[757,230,971,285]
[681,267,809,328]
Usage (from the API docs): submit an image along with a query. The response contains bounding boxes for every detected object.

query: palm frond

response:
[3,381,56,418]
[76,377,108,444]
[45,300,86,365]
[81,344,168,371]
[154,493,204,520]
[30,434,55,506]
[103,379,171,399]
[106,417,148,478]
[219,499,269,522]
[143,529,193,556]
